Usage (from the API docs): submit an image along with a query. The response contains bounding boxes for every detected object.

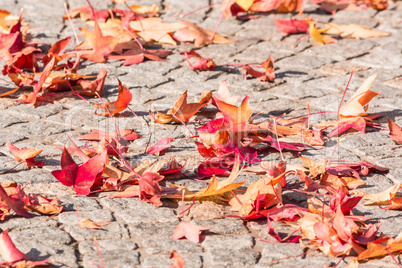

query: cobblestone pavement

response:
[0,0,402,267]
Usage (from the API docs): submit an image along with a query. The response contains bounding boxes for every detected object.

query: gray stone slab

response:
[142,253,203,268]
[202,234,254,250]
[143,238,204,255]
[0,216,58,231]
[83,251,140,268]
[275,55,334,70]
[59,195,101,211]
[0,113,27,128]
[59,209,114,224]
[190,218,249,234]
[5,104,63,120]
[204,248,260,267]
[79,239,138,255]
[301,39,376,61]
[63,222,129,241]
[9,227,72,245]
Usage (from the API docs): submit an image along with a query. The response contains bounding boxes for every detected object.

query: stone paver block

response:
[142,253,203,268]
[142,238,204,255]
[59,195,102,211]
[63,222,129,241]
[205,249,260,267]
[202,234,255,250]
[191,218,249,234]
[83,251,140,268]
[79,239,138,255]
[58,209,114,224]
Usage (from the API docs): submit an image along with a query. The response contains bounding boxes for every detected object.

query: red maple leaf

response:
[51,148,107,195]
[172,221,210,243]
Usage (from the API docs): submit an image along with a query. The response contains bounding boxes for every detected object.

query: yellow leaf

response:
[309,21,337,45]
[236,0,254,11]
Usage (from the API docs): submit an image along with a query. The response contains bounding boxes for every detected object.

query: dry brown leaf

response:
[77,218,110,229]
[362,184,402,206]
[173,21,234,48]
[129,18,183,45]
[326,23,390,39]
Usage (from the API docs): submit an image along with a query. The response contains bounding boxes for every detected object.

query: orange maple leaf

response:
[74,21,118,63]
[94,79,132,116]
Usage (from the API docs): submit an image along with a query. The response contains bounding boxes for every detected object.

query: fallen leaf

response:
[6,142,43,167]
[326,23,390,39]
[129,18,183,46]
[241,55,275,82]
[0,184,32,218]
[139,172,164,206]
[63,6,110,22]
[173,20,234,48]
[357,230,402,261]
[77,218,110,229]
[94,79,132,116]
[51,148,107,195]
[77,129,141,142]
[42,36,71,68]
[309,21,337,45]
[340,74,379,117]
[25,195,64,215]
[362,184,401,206]
[0,9,19,34]
[17,56,55,105]
[130,4,160,14]
[147,137,174,156]
[108,46,172,66]
[387,117,402,144]
[150,90,211,124]
[170,250,185,268]
[182,50,216,71]
[0,229,28,263]
[274,16,311,34]
[326,74,380,136]
[215,80,239,106]
[213,95,252,132]
[73,21,118,63]
[172,221,210,243]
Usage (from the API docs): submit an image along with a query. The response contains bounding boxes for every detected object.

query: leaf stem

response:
[337,68,354,120]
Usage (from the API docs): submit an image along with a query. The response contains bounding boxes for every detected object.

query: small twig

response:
[123,26,144,50]
[95,92,121,143]
[210,0,231,41]
[273,118,284,161]
[94,237,106,268]
[307,103,310,129]
[249,98,262,123]
[124,2,144,32]
[76,205,80,222]
[127,107,147,125]
[172,114,195,137]
[333,254,346,268]
[337,68,354,120]
[144,131,153,154]
[230,190,243,206]
[180,2,222,17]
[64,2,79,44]
[65,75,89,103]
[179,195,197,216]
[386,247,402,268]
[0,162,23,175]
[328,138,341,167]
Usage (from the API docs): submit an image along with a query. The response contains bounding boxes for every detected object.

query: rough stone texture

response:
[63,222,130,241]
[0,0,401,267]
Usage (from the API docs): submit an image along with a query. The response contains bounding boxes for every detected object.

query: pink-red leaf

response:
[147,137,174,156]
